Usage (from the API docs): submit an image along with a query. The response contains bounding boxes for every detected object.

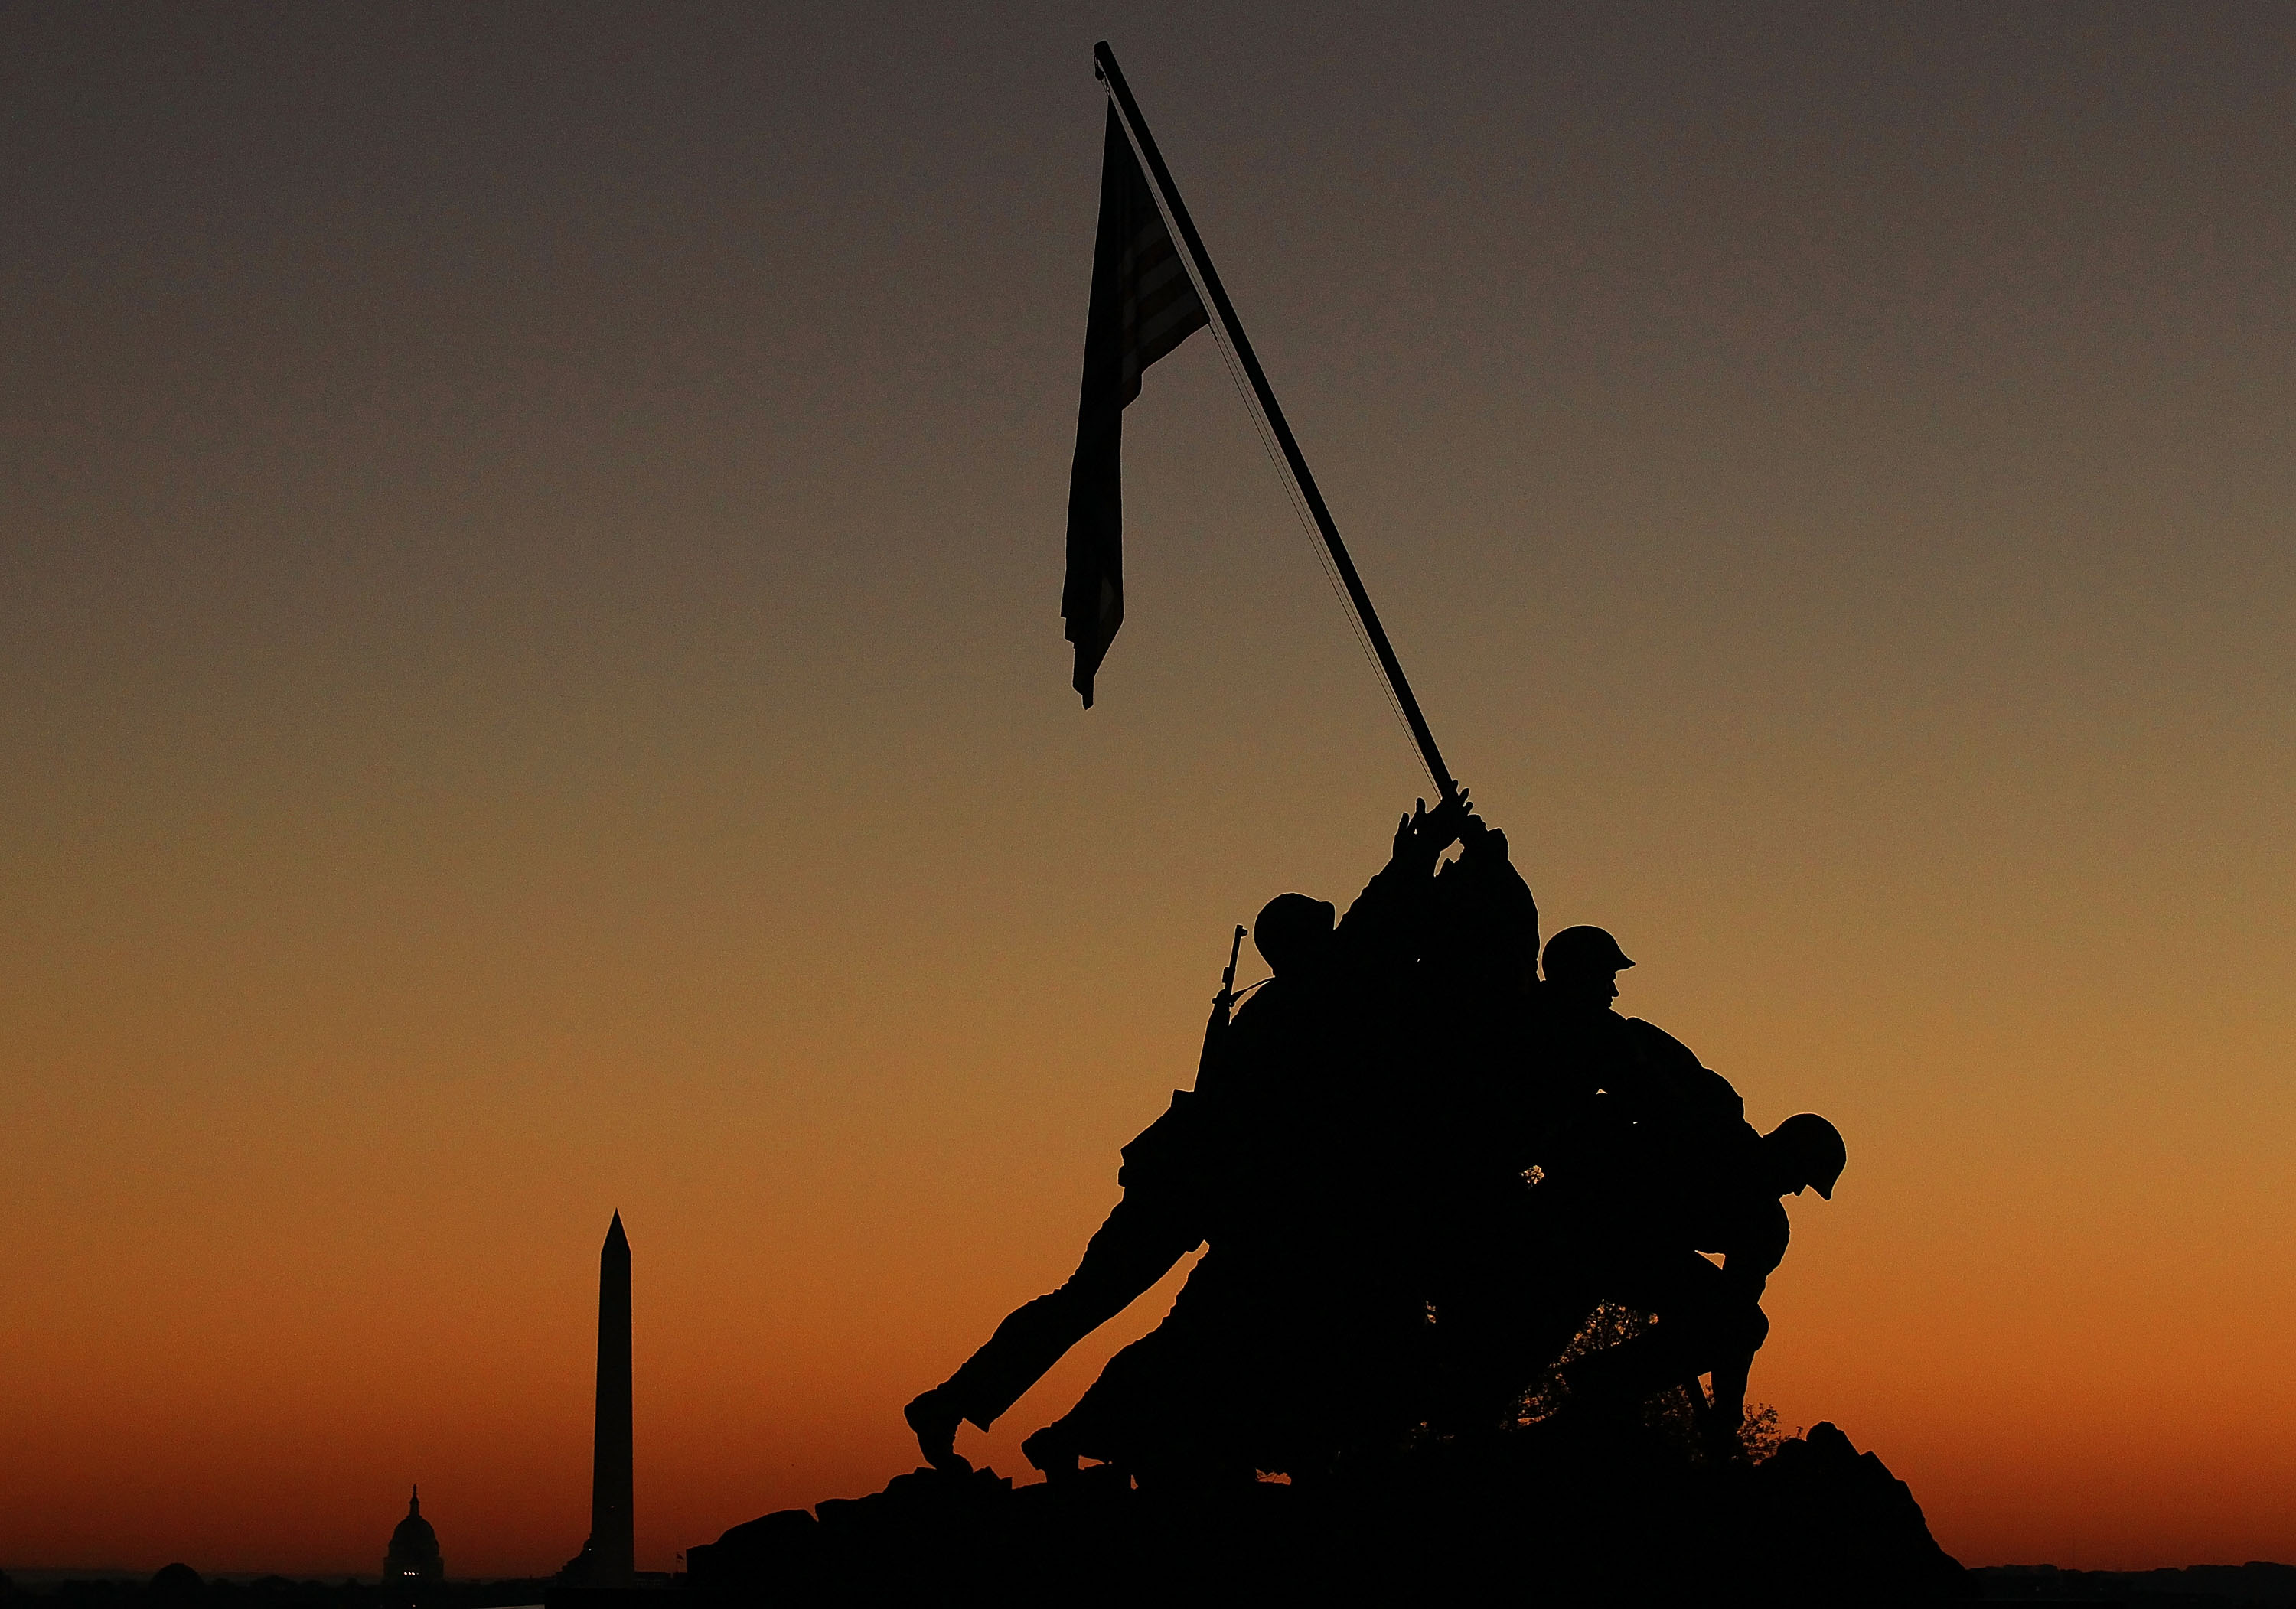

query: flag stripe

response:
[1063,103,1210,707]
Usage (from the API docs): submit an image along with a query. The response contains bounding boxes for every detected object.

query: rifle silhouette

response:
[1196,924,1247,1095]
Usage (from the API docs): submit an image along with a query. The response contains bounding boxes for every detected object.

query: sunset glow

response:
[5,3,2292,1579]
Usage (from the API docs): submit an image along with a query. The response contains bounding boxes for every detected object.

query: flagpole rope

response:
[1107,96,1427,778]
[1207,302,1427,764]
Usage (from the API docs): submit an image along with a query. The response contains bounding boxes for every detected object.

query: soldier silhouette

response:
[1014,795,1473,1485]
[902,932,1245,1474]
[1561,1112,1844,1456]
[1397,818,1561,1436]
[1521,925,1846,1451]
[905,795,1470,1476]
[1422,924,1794,1436]
[1539,925,1747,1142]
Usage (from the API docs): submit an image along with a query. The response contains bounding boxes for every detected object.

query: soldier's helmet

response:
[1768,1113,1848,1200]
[1254,892,1339,975]
[1540,925,1635,983]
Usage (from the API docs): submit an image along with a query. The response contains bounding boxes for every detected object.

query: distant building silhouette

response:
[559,1212,635,1587]
[383,1487,445,1585]
[149,1564,204,1604]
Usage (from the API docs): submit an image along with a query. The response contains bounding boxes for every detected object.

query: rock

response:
[1743,1422,1972,1604]
[685,1509,818,1596]
[687,1419,1972,1604]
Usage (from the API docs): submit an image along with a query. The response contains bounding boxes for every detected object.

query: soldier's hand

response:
[1423,787,1473,852]
[1394,800,1427,861]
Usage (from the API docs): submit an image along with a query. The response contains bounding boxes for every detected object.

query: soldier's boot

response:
[1679,1373,1747,1465]
[902,1386,973,1477]
[1020,1420,1082,1484]
[1703,1344,1758,1465]
[1701,1411,1746,1465]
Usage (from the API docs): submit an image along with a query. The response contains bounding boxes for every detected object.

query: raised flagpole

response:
[1093,41,1460,804]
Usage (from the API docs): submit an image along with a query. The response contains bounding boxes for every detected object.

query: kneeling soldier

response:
[1564,1112,1845,1457]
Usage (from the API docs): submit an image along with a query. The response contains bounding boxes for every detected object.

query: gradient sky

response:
[5,0,2292,1578]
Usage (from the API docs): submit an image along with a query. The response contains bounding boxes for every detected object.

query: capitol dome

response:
[383,1486,445,1585]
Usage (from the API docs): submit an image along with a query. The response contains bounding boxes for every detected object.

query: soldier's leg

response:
[1563,1252,1755,1413]
[1431,1279,1551,1433]
[1421,1187,1586,1434]
[907,1194,1199,1469]
[1700,1305,1769,1457]
[1022,1322,1172,1479]
[1029,1252,1264,1489]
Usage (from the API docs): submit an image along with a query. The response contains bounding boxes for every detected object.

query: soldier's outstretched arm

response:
[1336,789,1471,956]
[1719,1200,1791,1304]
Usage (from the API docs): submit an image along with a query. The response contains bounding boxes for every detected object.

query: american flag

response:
[1062,103,1210,708]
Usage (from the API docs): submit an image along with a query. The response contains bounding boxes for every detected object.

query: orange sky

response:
[4,1,2293,1578]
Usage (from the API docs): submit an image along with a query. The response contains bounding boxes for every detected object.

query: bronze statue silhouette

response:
[675,41,1958,1598]
[684,794,1910,1602]
[898,800,1845,1491]
[905,795,1477,1478]
[900,923,1241,1473]
[1557,1111,1844,1457]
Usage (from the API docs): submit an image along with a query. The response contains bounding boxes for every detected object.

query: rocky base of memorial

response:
[686,1418,1972,1604]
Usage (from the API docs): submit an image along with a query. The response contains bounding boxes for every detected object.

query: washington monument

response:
[588,1211,634,1585]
